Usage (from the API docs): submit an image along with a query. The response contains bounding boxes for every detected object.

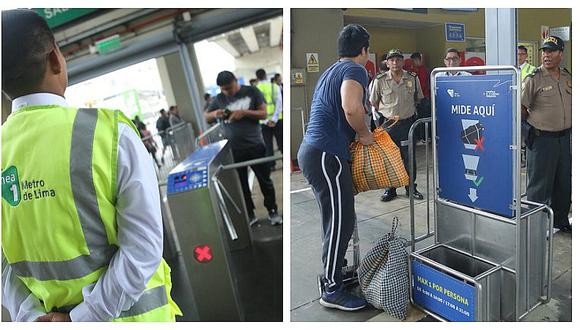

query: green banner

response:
[34,8,98,28]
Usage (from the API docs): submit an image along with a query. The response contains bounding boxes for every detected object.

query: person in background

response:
[1,9,181,321]
[205,71,282,226]
[132,115,146,131]
[518,45,536,80]
[203,93,213,111]
[434,48,472,77]
[156,109,170,162]
[256,68,283,171]
[410,52,431,142]
[521,36,571,233]
[298,24,374,312]
[168,105,183,127]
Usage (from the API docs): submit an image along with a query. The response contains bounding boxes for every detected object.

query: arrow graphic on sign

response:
[468,188,478,202]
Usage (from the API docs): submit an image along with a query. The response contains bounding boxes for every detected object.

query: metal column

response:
[485,8,517,66]
[177,42,208,134]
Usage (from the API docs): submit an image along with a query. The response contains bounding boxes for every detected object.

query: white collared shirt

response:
[2,93,163,321]
[434,70,472,78]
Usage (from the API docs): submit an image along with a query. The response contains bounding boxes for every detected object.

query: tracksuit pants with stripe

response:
[298,142,355,292]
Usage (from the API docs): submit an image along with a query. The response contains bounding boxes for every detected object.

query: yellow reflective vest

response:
[256,81,282,123]
[520,62,536,81]
[1,105,181,321]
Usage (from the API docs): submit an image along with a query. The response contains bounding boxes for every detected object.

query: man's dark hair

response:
[204,93,211,100]
[169,105,176,112]
[216,71,237,86]
[411,52,422,60]
[256,68,266,80]
[159,109,166,114]
[2,9,56,99]
[337,24,370,57]
[517,45,528,53]
[446,48,460,57]
[274,73,281,79]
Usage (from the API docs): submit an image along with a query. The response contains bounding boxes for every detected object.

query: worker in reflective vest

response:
[1,9,181,322]
[518,45,537,80]
[255,69,283,170]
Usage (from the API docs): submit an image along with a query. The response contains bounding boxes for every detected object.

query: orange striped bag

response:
[350,127,409,194]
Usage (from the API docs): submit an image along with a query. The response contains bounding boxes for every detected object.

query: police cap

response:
[539,36,564,51]
[386,48,404,60]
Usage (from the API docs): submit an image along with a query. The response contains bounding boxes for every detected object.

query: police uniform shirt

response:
[369,70,424,120]
[521,66,572,132]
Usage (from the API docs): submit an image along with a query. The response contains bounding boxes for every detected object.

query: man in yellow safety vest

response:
[255,68,283,170]
[1,9,181,322]
[518,45,536,80]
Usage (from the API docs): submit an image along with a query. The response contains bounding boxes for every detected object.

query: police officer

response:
[1,10,181,321]
[521,36,572,233]
[370,49,424,202]
[518,45,536,80]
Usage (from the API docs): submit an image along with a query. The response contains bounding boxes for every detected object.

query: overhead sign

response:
[306,52,320,73]
[446,23,465,42]
[95,34,122,54]
[34,8,98,29]
[549,26,570,41]
[435,74,515,217]
[412,260,476,321]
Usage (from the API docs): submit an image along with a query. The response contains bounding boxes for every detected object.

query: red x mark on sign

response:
[194,245,213,263]
[475,136,485,151]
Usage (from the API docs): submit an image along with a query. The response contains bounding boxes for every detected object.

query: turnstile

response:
[408,66,553,321]
[166,140,251,321]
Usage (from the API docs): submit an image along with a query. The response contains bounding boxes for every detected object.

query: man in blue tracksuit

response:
[297,24,375,311]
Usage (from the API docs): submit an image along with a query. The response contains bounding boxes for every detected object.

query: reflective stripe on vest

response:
[9,109,116,281]
[119,285,168,318]
[56,285,168,317]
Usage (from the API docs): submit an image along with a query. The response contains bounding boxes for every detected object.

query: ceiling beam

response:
[269,18,282,47]
[213,37,241,57]
[239,26,259,53]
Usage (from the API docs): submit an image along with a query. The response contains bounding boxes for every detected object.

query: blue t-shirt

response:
[303,60,368,160]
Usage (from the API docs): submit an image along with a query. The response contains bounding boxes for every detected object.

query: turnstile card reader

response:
[166,140,250,321]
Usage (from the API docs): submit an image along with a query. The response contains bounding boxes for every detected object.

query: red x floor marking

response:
[475,136,485,151]
[194,245,213,263]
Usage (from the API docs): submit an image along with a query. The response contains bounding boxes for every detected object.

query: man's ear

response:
[47,47,63,75]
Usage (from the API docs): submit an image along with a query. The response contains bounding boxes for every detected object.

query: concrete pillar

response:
[156,43,207,136]
[290,9,344,160]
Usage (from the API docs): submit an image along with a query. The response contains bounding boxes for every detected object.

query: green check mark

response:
[474,176,484,187]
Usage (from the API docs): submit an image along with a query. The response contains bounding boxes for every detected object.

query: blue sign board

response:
[445,22,465,42]
[412,260,476,321]
[435,74,515,217]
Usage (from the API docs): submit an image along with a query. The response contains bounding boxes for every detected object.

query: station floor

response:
[290,143,572,322]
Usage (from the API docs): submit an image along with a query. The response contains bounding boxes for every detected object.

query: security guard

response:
[521,36,572,233]
[1,9,182,321]
[370,49,424,202]
[256,68,283,170]
[518,45,536,80]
